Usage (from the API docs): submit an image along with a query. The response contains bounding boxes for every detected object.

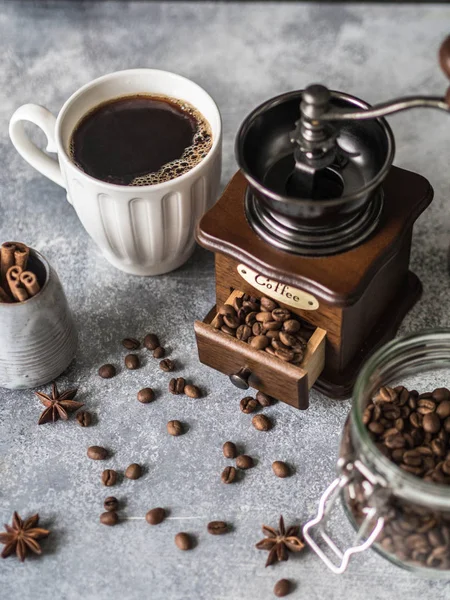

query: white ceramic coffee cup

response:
[9,70,222,276]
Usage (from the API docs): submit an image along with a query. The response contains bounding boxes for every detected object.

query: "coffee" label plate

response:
[237,264,319,311]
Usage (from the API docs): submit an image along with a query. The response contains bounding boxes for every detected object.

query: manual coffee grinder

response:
[194,37,450,409]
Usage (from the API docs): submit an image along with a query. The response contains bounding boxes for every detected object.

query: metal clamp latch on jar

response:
[302,458,387,574]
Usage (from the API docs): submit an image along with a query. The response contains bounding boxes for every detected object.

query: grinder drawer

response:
[194,290,326,409]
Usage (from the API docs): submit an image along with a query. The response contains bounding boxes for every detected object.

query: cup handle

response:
[9,104,65,188]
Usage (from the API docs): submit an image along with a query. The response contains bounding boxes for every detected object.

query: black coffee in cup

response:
[70,94,212,185]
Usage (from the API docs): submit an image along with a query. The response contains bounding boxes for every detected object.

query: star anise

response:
[255,515,305,567]
[36,382,83,424]
[0,512,50,562]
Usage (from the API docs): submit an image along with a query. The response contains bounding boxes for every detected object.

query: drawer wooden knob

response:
[229,367,252,390]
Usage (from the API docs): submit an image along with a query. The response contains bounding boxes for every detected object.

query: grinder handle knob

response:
[439,35,450,105]
[229,367,252,390]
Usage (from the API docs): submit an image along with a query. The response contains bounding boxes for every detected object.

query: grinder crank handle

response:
[317,35,450,122]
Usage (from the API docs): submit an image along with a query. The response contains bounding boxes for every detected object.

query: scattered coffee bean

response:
[146,507,166,525]
[137,387,155,403]
[221,466,236,484]
[76,410,92,427]
[144,333,160,350]
[184,384,201,398]
[272,461,290,478]
[240,396,258,414]
[236,455,254,469]
[100,511,119,526]
[104,496,119,512]
[207,521,228,535]
[169,377,185,395]
[87,446,108,460]
[125,354,140,370]
[167,420,183,436]
[122,337,140,350]
[223,441,237,459]
[101,469,117,486]
[125,463,142,480]
[159,359,175,372]
[274,579,292,597]
[175,532,192,551]
[252,414,272,431]
[98,364,116,379]
[153,346,165,359]
[256,391,274,407]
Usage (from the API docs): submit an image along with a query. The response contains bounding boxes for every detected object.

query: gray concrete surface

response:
[1,2,450,599]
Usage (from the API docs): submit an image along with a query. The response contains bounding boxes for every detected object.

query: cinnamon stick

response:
[20,271,40,298]
[13,242,30,270]
[1,242,16,283]
[6,266,28,302]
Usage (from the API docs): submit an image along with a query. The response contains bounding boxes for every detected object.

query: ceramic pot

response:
[0,249,77,389]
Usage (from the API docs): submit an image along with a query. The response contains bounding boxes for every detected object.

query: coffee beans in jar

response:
[214,295,311,366]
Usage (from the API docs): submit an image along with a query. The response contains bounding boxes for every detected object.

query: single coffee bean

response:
[283,319,300,334]
[87,445,108,460]
[384,434,405,449]
[167,420,183,436]
[243,299,259,311]
[221,325,237,336]
[417,399,436,414]
[223,441,237,459]
[279,331,296,347]
[240,396,258,414]
[272,461,290,478]
[252,414,272,431]
[251,335,269,350]
[100,511,119,526]
[98,364,116,379]
[252,322,264,336]
[153,346,165,359]
[137,387,155,403]
[218,304,236,317]
[264,320,282,331]
[125,354,140,370]
[159,359,175,372]
[274,579,292,597]
[368,421,384,435]
[423,412,441,434]
[236,324,252,341]
[184,384,201,398]
[169,377,185,395]
[207,521,228,535]
[236,455,254,469]
[102,469,117,486]
[125,463,142,480]
[233,296,243,311]
[275,347,295,362]
[146,507,166,525]
[272,308,291,322]
[256,391,273,407]
[76,410,92,427]
[256,311,273,323]
[223,314,240,328]
[104,496,119,512]
[122,337,140,350]
[433,387,450,402]
[144,333,160,350]
[373,386,397,403]
[245,311,257,325]
[221,466,236,484]
[175,532,192,551]
[260,297,278,311]
[436,400,450,419]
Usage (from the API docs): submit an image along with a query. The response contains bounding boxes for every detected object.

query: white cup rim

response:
[55,68,222,192]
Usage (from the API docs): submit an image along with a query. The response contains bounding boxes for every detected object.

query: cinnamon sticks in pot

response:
[0,242,40,303]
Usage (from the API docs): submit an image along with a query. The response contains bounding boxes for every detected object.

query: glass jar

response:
[303,330,450,577]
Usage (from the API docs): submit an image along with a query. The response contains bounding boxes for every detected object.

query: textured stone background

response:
[1,2,450,599]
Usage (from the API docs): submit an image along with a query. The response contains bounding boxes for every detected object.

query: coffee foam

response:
[131,100,212,186]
